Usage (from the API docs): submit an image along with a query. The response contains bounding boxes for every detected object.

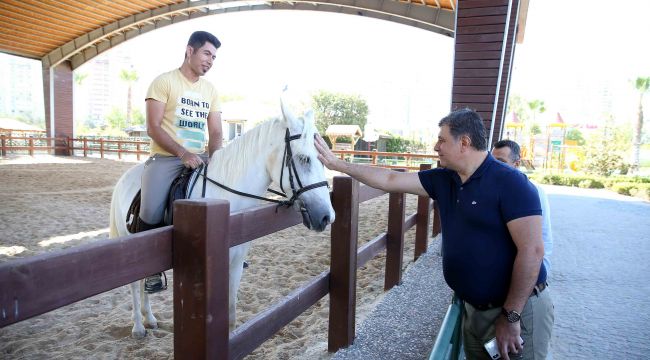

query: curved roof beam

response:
[41,0,455,70]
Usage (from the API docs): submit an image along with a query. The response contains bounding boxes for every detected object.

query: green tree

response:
[527,99,546,123]
[106,107,127,132]
[566,128,586,146]
[119,68,139,126]
[583,119,631,176]
[74,72,89,86]
[506,93,530,123]
[311,90,368,135]
[632,77,649,173]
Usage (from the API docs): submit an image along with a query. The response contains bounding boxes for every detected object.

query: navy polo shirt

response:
[418,153,546,307]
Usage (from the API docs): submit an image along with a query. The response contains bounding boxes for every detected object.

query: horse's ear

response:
[280,91,297,126]
[304,109,314,124]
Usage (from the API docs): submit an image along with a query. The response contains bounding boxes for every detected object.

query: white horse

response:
[109,98,335,338]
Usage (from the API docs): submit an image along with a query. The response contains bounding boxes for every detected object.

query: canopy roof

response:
[0,0,461,70]
[325,125,363,138]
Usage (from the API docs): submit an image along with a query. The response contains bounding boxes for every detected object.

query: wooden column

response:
[452,0,521,146]
[328,176,359,352]
[173,199,230,360]
[43,61,73,155]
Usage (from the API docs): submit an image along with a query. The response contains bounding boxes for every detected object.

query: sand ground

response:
[0,155,427,359]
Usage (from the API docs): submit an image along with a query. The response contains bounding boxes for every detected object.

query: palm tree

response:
[119,68,139,127]
[527,99,546,123]
[632,77,650,173]
[74,72,88,86]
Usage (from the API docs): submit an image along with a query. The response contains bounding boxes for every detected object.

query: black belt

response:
[470,282,549,311]
[532,281,548,296]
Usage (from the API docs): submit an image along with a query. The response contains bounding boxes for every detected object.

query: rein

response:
[198,129,329,208]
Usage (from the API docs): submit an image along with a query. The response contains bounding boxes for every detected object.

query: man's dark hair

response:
[187,31,221,51]
[493,139,521,162]
[438,108,488,151]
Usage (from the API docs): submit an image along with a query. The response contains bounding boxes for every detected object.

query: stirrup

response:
[144,272,168,294]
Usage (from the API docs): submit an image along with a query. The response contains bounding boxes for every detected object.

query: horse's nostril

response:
[321,215,330,226]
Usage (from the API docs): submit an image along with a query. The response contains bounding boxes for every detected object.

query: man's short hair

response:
[187,31,221,51]
[438,108,488,151]
[493,139,521,162]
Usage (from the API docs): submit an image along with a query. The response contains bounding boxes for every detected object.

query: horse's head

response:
[267,96,335,232]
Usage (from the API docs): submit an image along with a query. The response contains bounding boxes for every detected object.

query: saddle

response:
[126,166,204,233]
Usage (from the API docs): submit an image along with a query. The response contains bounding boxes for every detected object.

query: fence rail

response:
[0,164,442,359]
[333,149,439,171]
[0,135,150,159]
[1,136,438,170]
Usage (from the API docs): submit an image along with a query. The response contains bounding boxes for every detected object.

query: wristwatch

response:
[502,308,521,323]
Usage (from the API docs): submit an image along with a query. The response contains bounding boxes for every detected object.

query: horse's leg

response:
[140,282,158,329]
[130,281,146,338]
[228,243,251,330]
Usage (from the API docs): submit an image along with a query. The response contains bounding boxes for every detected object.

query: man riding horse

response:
[136,31,222,293]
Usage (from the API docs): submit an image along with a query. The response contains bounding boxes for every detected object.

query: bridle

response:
[197,128,329,208]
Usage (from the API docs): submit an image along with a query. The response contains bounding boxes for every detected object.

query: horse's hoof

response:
[144,321,158,330]
[132,326,146,339]
[144,315,158,329]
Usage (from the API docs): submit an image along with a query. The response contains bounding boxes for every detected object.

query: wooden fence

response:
[0,135,150,160]
[0,165,442,359]
[333,149,438,171]
[1,136,438,170]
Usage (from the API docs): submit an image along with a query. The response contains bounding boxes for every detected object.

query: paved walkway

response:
[333,185,650,360]
[545,186,650,359]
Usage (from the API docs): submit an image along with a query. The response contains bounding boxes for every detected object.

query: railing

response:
[428,295,463,360]
[0,135,150,160]
[0,164,442,359]
[332,149,438,171]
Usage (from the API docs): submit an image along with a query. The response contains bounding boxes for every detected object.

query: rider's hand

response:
[495,316,524,360]
[180,151,203,169]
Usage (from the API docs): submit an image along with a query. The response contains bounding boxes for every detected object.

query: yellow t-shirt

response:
[146,69,220,156]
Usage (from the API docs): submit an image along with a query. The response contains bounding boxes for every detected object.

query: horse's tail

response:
[109,183,120,239]
[109,163,144,239]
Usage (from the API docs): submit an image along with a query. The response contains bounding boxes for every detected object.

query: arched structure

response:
[0,0,529,153]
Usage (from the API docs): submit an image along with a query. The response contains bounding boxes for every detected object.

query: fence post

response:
[136,142,141,161]
[173,199,230,360]
[28,137,34,156]
[415,163,432,261]
[99,139,104,158]
[83,138,87,157]
[117,141,122,160]
[385,169,406,290]
[1,135,6,157]
[431,161,442,237]
[328,176,360,352]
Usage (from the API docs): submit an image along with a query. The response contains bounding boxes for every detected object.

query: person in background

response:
[492,139,553,275]
[137,31,223,293]
[315,108,553,360]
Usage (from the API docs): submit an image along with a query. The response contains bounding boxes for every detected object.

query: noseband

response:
[199,129,329,208]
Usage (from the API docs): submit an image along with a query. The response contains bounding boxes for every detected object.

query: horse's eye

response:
[296,155,311,166]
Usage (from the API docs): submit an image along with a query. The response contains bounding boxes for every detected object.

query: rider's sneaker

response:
[144,272,167,294]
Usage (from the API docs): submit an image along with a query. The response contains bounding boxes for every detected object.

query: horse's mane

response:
[209,118,280,185]
[208,111,317,187]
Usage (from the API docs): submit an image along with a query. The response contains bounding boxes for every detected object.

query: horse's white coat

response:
[109,99,335,338]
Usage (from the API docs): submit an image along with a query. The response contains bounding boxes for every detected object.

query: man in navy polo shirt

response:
[315,108,553,360]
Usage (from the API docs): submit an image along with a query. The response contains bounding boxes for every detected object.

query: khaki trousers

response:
[462,288,554,360]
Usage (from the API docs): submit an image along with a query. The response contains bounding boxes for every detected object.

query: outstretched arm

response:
[315,134,429,197]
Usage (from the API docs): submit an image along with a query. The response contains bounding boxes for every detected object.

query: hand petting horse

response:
[109,95,335,338]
